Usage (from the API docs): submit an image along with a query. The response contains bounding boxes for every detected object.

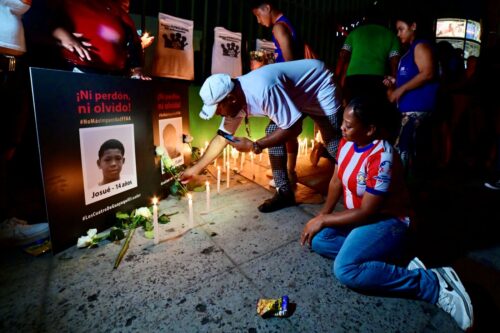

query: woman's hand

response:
[300,214,325,247]
[53,28,92,61]
[382,75,396,88]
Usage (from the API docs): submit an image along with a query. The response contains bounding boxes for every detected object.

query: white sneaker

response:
[407,257,427,270]
[484,179,500,190]
[433,267,474,331]
[0,218,50,247]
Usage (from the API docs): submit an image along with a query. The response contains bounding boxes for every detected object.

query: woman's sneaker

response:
[407,257,427,270]
[0,218,50,247]
[433,267,474,331]
[484,179,500,190]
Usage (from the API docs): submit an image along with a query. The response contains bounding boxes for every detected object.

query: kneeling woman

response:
[300,97,473,332]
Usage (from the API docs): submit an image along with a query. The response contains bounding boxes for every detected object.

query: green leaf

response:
[159,214,171,224]
[116,212,130,220]
[144,230,154,239]
[192,186,205,192]
[108,228,125,241]
[170,182,179,195]
[144,221,153,232]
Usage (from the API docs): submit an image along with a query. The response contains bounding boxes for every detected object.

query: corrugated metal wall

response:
[130,0,378,82]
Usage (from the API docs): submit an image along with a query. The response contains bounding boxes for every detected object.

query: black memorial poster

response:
[151,79,190,185]
[30,68,170,253]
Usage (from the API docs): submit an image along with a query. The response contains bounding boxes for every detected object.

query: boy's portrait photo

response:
[159,117,184,167]
[79,124,138,205]
[97,139,125,186]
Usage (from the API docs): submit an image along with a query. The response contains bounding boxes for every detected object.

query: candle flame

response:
[187,193,192,200]
[152,197,158,205]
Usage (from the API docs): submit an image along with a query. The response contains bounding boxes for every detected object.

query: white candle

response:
[226,162,230,188]
[311,139,315,152]
[223,146,226,166]
[259,153,262,162]
[152,197,159,244]
[217,166,221,193]
[205,181,210,211]
[187,193,193,227]
[250,152,255,179]
[240,152,245,171]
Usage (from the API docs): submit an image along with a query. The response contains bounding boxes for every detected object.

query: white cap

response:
[199,73,235,120]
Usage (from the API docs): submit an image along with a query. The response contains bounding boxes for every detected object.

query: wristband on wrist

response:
[252,141,263,155]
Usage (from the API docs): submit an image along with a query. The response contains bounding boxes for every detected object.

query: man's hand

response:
[228,137,253,152]
[179,167,197,184]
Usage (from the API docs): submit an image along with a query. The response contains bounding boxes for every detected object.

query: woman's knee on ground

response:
[333,258,366,289]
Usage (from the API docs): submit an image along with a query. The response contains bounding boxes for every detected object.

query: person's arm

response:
[272,22,295,61]
[179,134,228,183]
[388,43,435,103]
[228,120,302,152]
[334,48,351,88]
[388,54,400,78]
[301,187,385,246]
[319,164,342,214]
[121,9,151,80]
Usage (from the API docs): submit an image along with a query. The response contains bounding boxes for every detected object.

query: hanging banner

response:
[256,38,276,54]
[30,68,188,253]
[211,27,242,78]
[153,13,194,80]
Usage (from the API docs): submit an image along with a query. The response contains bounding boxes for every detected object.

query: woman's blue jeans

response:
[311,217,439,304]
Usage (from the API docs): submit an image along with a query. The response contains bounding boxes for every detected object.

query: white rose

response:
[135,207,152,219]
[77,235,92,248]
[155,146,165,156]
[162,155,173,168]
[87,229,97,237]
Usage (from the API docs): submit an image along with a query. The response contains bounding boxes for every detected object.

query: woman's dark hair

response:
[395,9,434,40]
[98,139,125,158]
[250,1,277,10]
[347,97,401,143]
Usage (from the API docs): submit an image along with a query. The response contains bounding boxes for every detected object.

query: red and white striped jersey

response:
[337,138,411,222]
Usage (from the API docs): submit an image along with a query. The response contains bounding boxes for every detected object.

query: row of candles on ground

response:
[151,192,194,244]
[150,182,207,244]
[151,133,323,244]
[199,133,322,164]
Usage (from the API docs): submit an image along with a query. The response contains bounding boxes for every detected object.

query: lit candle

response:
[205,181,210,211]
[311,139,315,152]
[259,153,262,162]
[223,146,226,166]
[217,166,221,193]
[250,152,255,179]
[231,147,239,169]
[187,193,193,227]
[152,197,159,244]
[226,161,230,188]
[240,152,245,171]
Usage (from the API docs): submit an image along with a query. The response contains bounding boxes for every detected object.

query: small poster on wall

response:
[30,68,188,253]
[151,79,190,185]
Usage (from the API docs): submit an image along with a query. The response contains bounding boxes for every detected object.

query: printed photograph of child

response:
[79,124,138,205]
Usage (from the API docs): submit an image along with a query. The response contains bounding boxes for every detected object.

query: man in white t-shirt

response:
[181,59,342,212]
